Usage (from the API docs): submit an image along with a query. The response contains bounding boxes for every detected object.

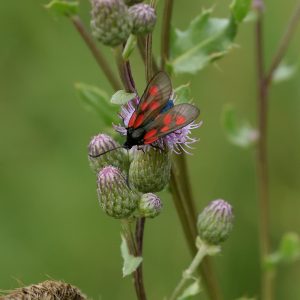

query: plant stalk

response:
[265,1,300,87]
[169,240,220,300]
[255,10,272,300]
[71,16,122,91]
[161,0,174,70]
[160,1,222,299]
[121,219,147,300]
[254,2,300,299]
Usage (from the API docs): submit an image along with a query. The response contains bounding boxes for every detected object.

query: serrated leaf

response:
[111,90,136,105]
[45,0,79,17]
[121,235,143,277]
[168,0,251,75]
[75,83,119,126]
[222,105,258,148]
[174,83,192,104]
[273,62,297,83]
[230,0,252,23]
[178,279,201,300]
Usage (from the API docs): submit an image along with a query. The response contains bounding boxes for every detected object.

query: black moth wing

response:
[143,103,200,144]
[128,71,172,129]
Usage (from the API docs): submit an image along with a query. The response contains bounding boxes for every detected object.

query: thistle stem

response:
[114,45,136,93]
[161,0,174,69]
[169,240,220,300]
[135,218,147,300]
[137,37,159,75]
[254,2,300,299]
[254,10,272,299]
[70,16,122,91]
[121,219,146,300]
[265,1,300,87]
[160,1,221,299]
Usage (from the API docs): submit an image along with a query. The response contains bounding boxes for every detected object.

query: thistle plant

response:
[41,0,300,299]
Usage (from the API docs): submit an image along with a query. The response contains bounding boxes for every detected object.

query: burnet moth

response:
[90,71,200,157]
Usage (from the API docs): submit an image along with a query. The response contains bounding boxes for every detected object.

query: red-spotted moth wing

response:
[127,71,172,129]
[142,103,200,145]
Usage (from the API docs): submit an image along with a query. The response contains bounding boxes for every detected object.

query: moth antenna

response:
[88,146,123,158]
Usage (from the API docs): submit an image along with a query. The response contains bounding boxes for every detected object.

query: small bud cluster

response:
[90,0,157,47]
[88,134,165,219]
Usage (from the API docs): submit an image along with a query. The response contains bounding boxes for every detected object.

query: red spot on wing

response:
[149,85,158,96]
[149,101,160,110]
[128,112,137,127]
[141,102,148,111]
[163,114,172,125]
[134,114,144,128]
[176,115,186,125]
[144,136,158,144]
[161,126,169,132]
[144,129,158,140]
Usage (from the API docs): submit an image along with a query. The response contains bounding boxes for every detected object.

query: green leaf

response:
[45,0,79,17]
[279,232,300,262]
[121,235,143,277]
[75,83,119,126]
[168,0,251,75]
[222,105,258,148]
[122,34,137,61]
[265,232,300,270]
[230,0,252,23]
[174,83,192,104]
[178,279,201,300]
[111,90,136,105]
[273,62,297,83]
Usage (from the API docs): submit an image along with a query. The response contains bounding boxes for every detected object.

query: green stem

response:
[70,15,122,91]
[254,6,272,300]
[169,240,220,300]
[114,45,136,93]
[160,1,222,299]
[265,1,300,87]
[161,0,174,70]
[121,219,146,300]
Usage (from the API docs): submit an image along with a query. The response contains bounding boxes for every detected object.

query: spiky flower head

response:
[124,0,143,5]
[88,133,129,173]
[129,147,171,193]
[129,4,157,35]
[138,193,162,218]
[90,0,133,47]
[97,166,139,218]
[114,97,201,154]
[197,199,234,245]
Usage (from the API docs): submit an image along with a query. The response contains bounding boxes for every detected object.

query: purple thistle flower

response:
[113,95,202,154]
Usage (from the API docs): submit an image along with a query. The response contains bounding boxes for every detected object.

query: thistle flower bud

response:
[129,4,157,35]
[197,199,233,245]
[129,147,171,193]
[88,134,129,173]
[97,166,139,218]
[138,193,162,218]
[90,0,133,47]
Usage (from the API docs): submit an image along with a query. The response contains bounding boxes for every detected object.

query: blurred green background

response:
[0,0,299,299]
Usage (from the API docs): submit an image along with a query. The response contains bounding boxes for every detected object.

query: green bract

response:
[97,166,139,218]
[197,199,234,245]
[129,148,171,193]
